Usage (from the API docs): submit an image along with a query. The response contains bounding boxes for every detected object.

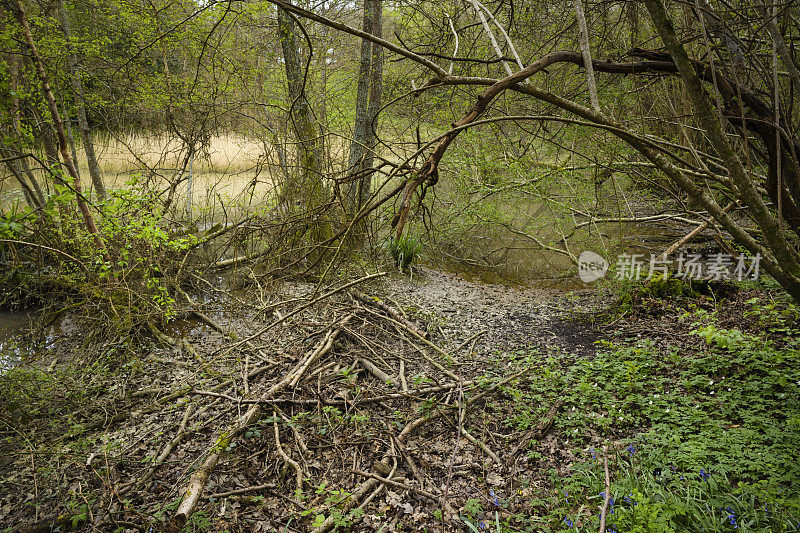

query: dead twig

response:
[452,330,487,355]
[351,470,440,502]
[358,356,397,388]
[512,399,563,455]
[166,315,351,532]
[442,378,464,530]
[203,483,276,499]
[229,272,385,350]
[273,410,303,495]
[599,445,611,533]
[349,289,427,338]
[460,426,503,466]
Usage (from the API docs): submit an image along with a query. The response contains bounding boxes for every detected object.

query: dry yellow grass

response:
[83,133,279,210]
[91,133,265,174]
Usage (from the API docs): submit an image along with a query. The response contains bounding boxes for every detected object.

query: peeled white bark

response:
[574,0,600,111]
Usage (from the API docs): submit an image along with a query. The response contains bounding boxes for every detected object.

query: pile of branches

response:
[7,274,555,532]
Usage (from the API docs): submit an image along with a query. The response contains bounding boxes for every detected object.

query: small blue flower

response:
[627,444,636,455]
[478,518,486,530]
[563,517,574,527]
[588,447,596,459]
[624,493,637,506]
[565,490,569,502]
[489,488,500,507]
[725,506,738,529]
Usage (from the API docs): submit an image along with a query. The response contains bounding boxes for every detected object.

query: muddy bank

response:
[382,268,609,357]
[2,262,780,532]
[0,267,615,532]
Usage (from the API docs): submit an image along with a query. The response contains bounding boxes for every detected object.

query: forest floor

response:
[0,267,798,532]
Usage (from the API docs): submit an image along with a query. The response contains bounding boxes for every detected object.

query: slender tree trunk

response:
[361,0,383,207]
[57,0,106,200]
[574,0,600,111]
[277,6,325,216]
[345,0,376,214]
[6,54,45,206]
[764,2,800,114]
[628,1,638,51]
[10,0,107,254]
[0,142,39,207]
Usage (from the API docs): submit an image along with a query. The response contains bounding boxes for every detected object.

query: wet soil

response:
[5,266,731,532]
[382,267,609,358]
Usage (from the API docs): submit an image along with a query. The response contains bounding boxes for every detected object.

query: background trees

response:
[0,0,799,299]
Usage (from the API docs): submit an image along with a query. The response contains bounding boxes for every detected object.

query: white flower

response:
[649,401,653,405]
[709,379,714,385]
[710,391,715,395]
[666,408,670,413]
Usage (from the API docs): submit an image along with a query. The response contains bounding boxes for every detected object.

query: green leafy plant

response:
[501,302,800,531]
[382,233,423,272]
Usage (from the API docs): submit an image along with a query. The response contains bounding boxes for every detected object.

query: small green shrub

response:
[382,233,423,271]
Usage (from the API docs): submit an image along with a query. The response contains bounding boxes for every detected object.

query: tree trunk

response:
[5,54,45,207]
[57,0,107,200]
[574,0,600,111]
[11,0,107,255]
[361,0,383,205]
[0,142,39,208]
[345,0,377,215]
[277,5,325,219]
[764,2,800,117]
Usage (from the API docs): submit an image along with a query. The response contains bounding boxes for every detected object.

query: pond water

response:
[424,215,689,289]
[0,311,36,373]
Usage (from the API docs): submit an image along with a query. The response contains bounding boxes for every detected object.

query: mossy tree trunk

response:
[277,5,328,244]
[345,0,383,222]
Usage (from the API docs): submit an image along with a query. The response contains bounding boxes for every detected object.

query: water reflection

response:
[0,311,34,373]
